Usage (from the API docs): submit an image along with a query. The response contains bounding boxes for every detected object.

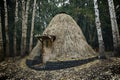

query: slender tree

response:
[0,14,3,51]
[24,0,30,52]
[21,0,26,55]
[108,0,120,55]
[94,0,105,58]
[21,0,30,55]
[0,14,4,61]
[29,0,37,52]
[14,0,18,56]
[4,0,9,56]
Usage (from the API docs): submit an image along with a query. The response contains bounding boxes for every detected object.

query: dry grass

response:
[74,60,100,71]
[28,41,41,60]
[29,13,98,61]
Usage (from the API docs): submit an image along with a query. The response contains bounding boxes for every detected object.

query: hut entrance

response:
[35,35,56,64]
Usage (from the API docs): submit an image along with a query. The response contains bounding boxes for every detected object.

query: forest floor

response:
[0,56,120,80]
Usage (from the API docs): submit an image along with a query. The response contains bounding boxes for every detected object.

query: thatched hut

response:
[28,13,97,63]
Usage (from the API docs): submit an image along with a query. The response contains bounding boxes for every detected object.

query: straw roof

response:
[29,13,97,61]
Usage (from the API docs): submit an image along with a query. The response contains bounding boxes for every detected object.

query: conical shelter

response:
[28,13,97,62]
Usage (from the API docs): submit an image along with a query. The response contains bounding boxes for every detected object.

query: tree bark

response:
[21,0,30,55]
[0,15,4,61]
[4,0,9,56]
[108,0,120,53]
[21,0,26,55]
[14,0,18,56]
[94,0,105,58]
[0,15,3,52]
[29,0,37,52]
[24,0,30,52]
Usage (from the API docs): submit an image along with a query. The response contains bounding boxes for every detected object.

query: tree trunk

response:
[24,0,30,52]
[0,15,3,54]
[14,0,18,56]
[0,15,2,46]
[4,0,9,56]
[94,0,105,58]
[21,0,30,55]
[29,0,37,52]
[21,0,26,55]
[108,0,120,54]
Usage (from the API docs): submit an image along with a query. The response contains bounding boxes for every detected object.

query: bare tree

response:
[14,0,18,56]
[29,0,37,52]
[94,0,105,58]
[21,0,26,55]
[21,0,30,55]
[24,0,30,29]
[0,14,3,52]
[4,0,9,56]
[108,0,120,55]
[24,0,30,53]
[0,14,4,61]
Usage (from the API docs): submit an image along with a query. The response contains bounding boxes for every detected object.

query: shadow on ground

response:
[26,57,98,71]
